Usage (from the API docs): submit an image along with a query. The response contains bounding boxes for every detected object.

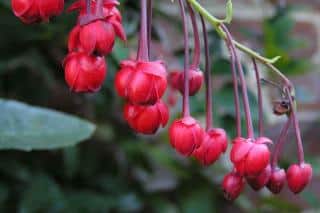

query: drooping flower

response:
[170,68,203,96]
[230,137,271,176]
[222,171,245,201]
[123,100,169,135]
[246,164,271,191]
[11,0,64,24]
[169,116,204,156]
[67,0,126,55]
[266,167,286,194]
[193,128,228,166]
[286,163,312,194]
[63,52,106,93]
[115,60,167,105]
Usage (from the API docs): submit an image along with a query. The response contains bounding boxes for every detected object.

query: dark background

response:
[0,0,319,212]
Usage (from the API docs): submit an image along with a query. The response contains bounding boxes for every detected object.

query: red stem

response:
[95,0,103,16]
[147,0,153,59]
[229,47,242,137]
[187,3,201,68]
[86,0,91,14]
[271,115,292,168]
[222,25,255,139]
[200,15,213,130]
[286,88,305,163]
[137,0,149,61]
[252,58,264,137]
[178,0,190,117]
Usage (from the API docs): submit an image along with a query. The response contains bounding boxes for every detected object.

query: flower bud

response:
[12,0,64,24]
[193,128,227,166]
[222,171,245,201]
[246,164,271,191]
[286,163,312,194]
[230,137,271,176]
[266,168,286,194]
[63,52,106,93]
[115,60,167,105]
[169,116,204,156]
[170,68,203,96]
[123,100,169,135]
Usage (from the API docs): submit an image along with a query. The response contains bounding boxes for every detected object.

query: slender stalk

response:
[200,15,213,130]
[286,88,305,163]
[271,115,292,168]
[226,44,241,137]
[220,22,241,136]
[187,3,201,68]
[147,0,153,59]
[86,0,91,14]
[95,0,103,16]
[178,0,190,117]
[222,24,254,139]
[137,0,149,61]
[252,58,264,136]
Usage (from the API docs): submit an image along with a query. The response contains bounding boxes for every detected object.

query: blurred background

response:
[0,0,320,212]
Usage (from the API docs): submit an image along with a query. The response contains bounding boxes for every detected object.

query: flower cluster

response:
[11,0,126,93]
[169,1,228,167]
[64,0,126,92]
[114,0,169,135]
[11,0,313,201]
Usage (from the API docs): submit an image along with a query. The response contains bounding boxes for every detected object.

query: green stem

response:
[186,0,291,82]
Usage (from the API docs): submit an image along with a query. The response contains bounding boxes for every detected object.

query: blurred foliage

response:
[263,6,310,75]
[0,0,318,212]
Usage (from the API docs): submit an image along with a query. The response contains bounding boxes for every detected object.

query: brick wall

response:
[202,0,320,120]
[158,0,319,121]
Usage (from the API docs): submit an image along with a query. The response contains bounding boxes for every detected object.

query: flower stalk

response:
[252,58,264,136]
[137,0,149,61]
[200,14,213,130]
[187,3,201,68]
[178,0,190,117]
[271,115,292,168]
[286,88,305,163]
[222,24,254,139]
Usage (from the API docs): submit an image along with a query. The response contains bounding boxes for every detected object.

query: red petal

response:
[230,139,253,164]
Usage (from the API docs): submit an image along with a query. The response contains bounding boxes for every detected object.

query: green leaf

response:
[19,175,66,213]
[0,99,95,151]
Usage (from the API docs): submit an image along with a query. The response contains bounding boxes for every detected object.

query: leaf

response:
[65,191,116,212]
[19,175,66,213]
[0,99,95,151]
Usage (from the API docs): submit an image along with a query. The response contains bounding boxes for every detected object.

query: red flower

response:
[67,0,126,55]
[63,52,106,93]
[286,163,312,194]
[230,137,271,176]
[11,0,64,24]
[115,60,167,105]
[193,128,228,166]
[222,171,245,201]
[123,100,169,135]
[266,168,286,194]
[169,68,203,96]
[169,116,204,156]
[246,164,271,191]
